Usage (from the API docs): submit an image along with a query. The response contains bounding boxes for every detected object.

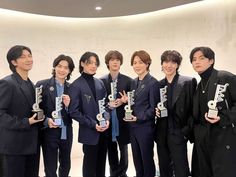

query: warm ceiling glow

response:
[95,6,102,11]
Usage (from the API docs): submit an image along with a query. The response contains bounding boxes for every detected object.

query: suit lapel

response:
[80,76,97,105]
[207,69,218,102]
[48,77,57,106]
[135,73,151,97]
[172,75,183,107]
[13,73,35,108]
[193,83,200,118]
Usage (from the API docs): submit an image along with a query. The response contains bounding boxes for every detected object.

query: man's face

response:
[191,50,214,74]
[11,49,33,72]
[108,58,121,72]
[162,60,178,77]
[55,60,70,81]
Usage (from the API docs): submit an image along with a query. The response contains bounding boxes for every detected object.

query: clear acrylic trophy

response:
[96,98,106,128]
[108,80,117,102]
[207,83,229,118]
[157,86,168,117]
[51,96,63,126]
[124,90,135,121]
[32,85,44,120]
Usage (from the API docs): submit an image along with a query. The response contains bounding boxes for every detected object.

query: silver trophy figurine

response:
[124,90,135,121]
[96,98,106,128]
[108,80,117,102]
[207,83,229,118]
[51,96,63,126]
[157,86,168,117]
[32,85,44,120]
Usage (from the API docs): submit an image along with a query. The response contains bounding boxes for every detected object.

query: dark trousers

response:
[82,133,108,177]
[3,153,40,177]
[107,141,128,177]
[130,126,155,177]
[42,126,73,177]
[192,124,236,177]
[156,129,190,177]
[0,154,3,177]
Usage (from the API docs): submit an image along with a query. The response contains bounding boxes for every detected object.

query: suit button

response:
[226,145,230,149]
[222,126,226,129]
[218,106,222,110]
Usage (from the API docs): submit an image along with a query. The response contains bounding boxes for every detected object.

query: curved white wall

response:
[0,0,235,82]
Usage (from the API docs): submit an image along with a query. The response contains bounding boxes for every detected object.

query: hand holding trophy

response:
[32,85,44,120]
[96,98,107,128]
[207,83,229,118]
[51,96,63,126]
[157,86,168,118]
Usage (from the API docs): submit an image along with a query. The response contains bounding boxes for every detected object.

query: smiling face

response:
[11,49,33,73]
[162,60,178,77]
[132,56,149,77]
[191,50,214,74]
[54,60,70,81]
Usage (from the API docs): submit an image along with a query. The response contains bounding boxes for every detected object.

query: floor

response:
[39,122,193,177]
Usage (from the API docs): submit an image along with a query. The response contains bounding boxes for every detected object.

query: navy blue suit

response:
[0,73,40,177]
[129,73,160,177]
[100,73,132,177]
[69,75,109,177]
[36,77,72,177]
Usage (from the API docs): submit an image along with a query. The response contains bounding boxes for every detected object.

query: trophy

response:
[51,96,63,126]
[157,86,168,117]
[207,83,229,118]
[32,85,44,120]
[124,90,135,121]
[108,80,117,102]
[96,98,106,128]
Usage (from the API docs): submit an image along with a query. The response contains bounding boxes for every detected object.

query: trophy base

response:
[208,109,218,118]
[33,110,44,120]
[160,109,168,118]
[124,112,134,121]
[99,119,106,128]
[54,118,62,126]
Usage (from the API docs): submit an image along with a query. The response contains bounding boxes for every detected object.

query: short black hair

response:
[7,45,32,72]
[79,52,100,73]
[52,54,75,81]
[190,46,215,64]
[161,50,182,71]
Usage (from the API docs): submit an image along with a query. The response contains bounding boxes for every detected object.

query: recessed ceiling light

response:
[95,6,102,11]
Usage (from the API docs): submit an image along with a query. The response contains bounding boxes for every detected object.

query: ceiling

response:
[0,0,202,18]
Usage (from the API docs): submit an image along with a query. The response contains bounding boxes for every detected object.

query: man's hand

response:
[205,113,220,124]
[29,113,45,125]
[96,120,109,132]
[48,118,59,128]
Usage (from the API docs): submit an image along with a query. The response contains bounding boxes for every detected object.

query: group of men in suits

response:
[0,45,236,177]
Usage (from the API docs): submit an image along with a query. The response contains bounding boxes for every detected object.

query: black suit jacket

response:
[100,73,132,144]
[155,74,197,144]
[0,73,38,155]
[36,77,72,126]
[193,69,236,126]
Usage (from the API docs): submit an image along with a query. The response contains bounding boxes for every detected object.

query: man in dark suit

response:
[155,50,197,177]
[0,45,44,177]
[100,50,132,177]
[69,52,110,177]
[36,54,75,177]
[190,46,236,177]
[120,50,160,177]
